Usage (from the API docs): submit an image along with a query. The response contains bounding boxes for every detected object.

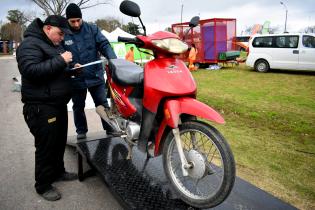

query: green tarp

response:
[110,42,153,63]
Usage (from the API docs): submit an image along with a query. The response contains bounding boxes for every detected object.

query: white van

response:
[246,33,315,72]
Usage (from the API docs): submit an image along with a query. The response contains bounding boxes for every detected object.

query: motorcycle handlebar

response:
[118,36,143,46]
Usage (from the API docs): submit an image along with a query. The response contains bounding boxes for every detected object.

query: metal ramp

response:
[68,133,297,210]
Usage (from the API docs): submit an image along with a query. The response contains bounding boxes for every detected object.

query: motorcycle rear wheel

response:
[162,120,235,208]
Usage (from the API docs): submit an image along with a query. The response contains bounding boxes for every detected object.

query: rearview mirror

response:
[189,16,200,28]
[119,0,141,17]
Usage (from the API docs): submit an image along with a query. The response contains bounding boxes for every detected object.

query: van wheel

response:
[255,60,269,73]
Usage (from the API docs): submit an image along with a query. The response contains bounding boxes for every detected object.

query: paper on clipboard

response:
[71,59,104,70]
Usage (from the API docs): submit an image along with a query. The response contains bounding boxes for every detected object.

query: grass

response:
[193,64,315,210]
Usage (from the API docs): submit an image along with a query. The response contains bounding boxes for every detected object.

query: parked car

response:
[246,33,315,72]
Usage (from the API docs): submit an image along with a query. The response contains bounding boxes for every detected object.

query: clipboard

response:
[71,59,104,70]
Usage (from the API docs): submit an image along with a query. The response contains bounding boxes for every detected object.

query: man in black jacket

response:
[16,15,79,201]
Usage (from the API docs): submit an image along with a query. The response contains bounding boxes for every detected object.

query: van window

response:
[252,37,273,48]
[235,36,250,42]
[275,36,298,48]
[302,35,315,48]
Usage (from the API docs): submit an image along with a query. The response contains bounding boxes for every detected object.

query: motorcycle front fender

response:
[154,97,225,155]
[163,97,225,128]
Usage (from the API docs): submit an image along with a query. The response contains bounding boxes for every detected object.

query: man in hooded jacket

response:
[16,15,79,201]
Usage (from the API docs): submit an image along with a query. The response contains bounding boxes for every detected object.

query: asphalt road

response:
[0,56,122,210]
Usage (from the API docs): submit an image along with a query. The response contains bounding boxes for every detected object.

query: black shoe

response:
[39,186,61,201]
[56,172,78,182]
[77,133,86,139]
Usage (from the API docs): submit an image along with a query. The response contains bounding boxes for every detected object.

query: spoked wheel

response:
[163,121,235,208]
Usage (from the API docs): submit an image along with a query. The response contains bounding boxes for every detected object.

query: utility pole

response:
[280,1,288,33]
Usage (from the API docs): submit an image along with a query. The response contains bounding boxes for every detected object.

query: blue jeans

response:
[72,83,111,134]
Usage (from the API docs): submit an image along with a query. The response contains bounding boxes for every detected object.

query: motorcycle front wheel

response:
[162,120,235,208]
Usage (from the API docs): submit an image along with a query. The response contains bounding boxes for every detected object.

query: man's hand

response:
[74,63,83,73]
[74,63,82,69]
[73,63,83,75]
[61,51,73,63]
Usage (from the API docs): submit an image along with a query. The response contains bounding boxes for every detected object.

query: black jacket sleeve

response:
[17,40,67,82]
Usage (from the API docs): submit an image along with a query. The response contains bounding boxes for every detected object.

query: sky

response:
[0,0,314,35]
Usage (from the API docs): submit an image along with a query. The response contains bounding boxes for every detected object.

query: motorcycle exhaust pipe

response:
[126,122,140,141]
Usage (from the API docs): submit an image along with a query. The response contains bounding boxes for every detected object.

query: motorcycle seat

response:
[108,59,143,86]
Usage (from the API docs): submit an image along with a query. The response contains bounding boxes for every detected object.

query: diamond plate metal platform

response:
[69,133,297,210]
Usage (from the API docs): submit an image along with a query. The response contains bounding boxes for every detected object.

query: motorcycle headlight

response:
[152,38,188,54]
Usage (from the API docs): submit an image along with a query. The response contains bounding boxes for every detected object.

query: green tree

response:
[7,10,27,24]
[164,27,172,32]
[0,20,3,38]
[0,9,30,42]
[95,17,122,32]
[122,22,140,35]
[0,22,22,42]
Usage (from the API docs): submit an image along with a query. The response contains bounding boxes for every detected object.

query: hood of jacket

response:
[24,18,53,46]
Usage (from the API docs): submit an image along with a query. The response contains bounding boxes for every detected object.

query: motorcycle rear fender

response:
[164,97,225,128]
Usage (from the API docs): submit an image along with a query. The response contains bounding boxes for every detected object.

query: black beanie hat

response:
[66,3,82,19]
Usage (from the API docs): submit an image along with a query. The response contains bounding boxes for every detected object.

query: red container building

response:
[172,18,237,64]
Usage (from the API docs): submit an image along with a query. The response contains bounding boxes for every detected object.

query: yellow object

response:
[48,117,56,123]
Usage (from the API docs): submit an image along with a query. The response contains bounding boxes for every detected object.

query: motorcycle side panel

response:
[107,77,137,118]
[143,58,196,113]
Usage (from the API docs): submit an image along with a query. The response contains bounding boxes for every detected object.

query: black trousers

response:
[23,103,68,194]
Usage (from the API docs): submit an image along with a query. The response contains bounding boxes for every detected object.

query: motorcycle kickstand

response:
[172,128,192,176]
[126,142,134,160]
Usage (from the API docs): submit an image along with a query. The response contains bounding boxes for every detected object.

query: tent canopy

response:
[101,29,110,37]
[104,27,135,42]
[101,27,153,64]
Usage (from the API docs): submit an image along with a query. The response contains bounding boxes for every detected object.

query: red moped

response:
[96,1,235,208]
